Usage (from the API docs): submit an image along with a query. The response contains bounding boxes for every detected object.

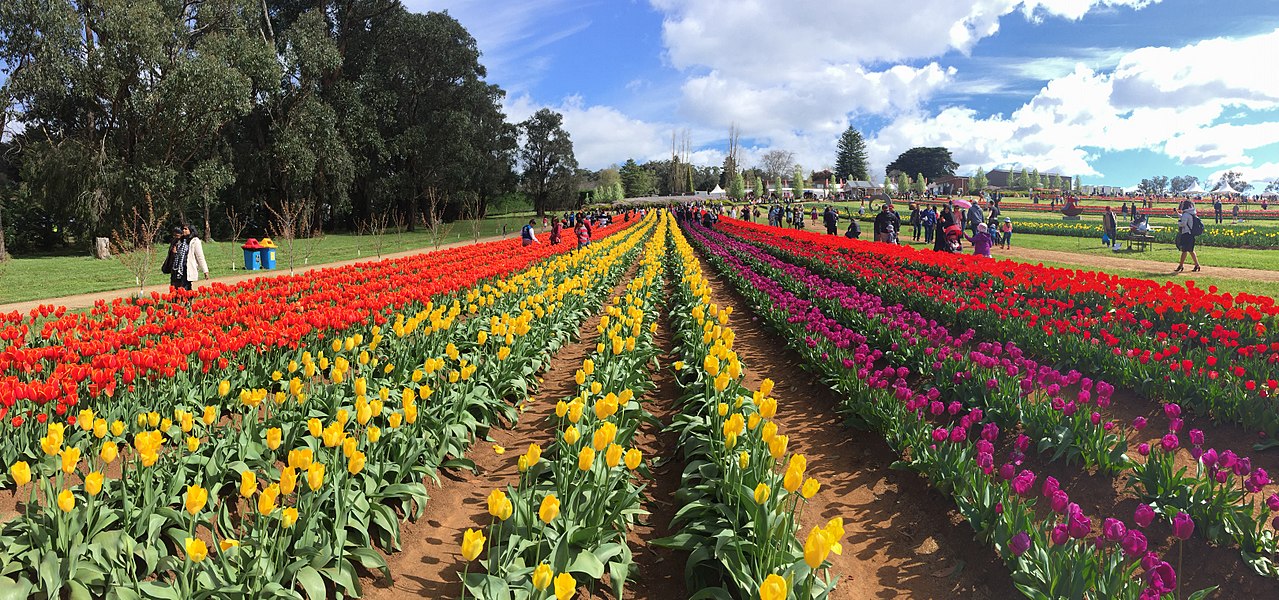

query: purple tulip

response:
[1172,512,1194,540]
[1042,476,1060,498]
[1134,504,1156,528]
[1168,417,1183,432]
[1160,434,1179,452]
[1050,490,1070,514]
[1012,470,1036,496]
[1189,429,1204,446]
[1068,514,1091,539]
[1133,416,1148,431]
[981,422,999,442]
[1137,443,1150,456]
[1050,524,1069,545]
[1146,561,1177,594]
[1267,493,1279,512]
[1164,403,1181,419]
[1015,434,1031,452]
[1121,529,1148,556]
[999,463,1016,481]
[1102,518,1127,543]
[1202,448,1218,466]
[1010,532,1031,556]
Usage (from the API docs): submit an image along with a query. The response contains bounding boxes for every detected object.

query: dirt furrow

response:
[690,245,1017,600]
[363,259,642,599]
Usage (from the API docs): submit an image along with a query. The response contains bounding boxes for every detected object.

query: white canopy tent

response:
[707,184,726,197]
[1178,182,1206,195]
[1210,183,1241,196]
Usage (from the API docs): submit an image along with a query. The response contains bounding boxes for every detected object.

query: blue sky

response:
[413,0,1279,190]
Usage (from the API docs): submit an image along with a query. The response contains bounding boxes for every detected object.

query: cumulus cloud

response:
[867,27,1279,181]
[505,94,675,170]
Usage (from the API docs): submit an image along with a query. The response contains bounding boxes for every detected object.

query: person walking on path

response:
[1175,200,1202,273]
[823,205,839,235]
[1213,197,1224,224]
[520,219,540,247]
[909,204,922,241]
[999,217,1013,250]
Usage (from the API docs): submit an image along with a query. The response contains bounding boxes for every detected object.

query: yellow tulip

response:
[589,381,602,395]
[738,451,750,470]
[747,414,761,431]
[93,419,107,439]
[180,412,194,433]
[257,484,279,515]
[532,563,553,590]
[85,471,104,496]
[186,484,208,515]
[218,380,230,396]
[185,537,209,563]
[461,528,485,561]
[219,539,240,552]
[111,420,125,436]
[240,470,257,498]
[347,451,366,475]
[56,488,75,512]
[186,437,200,452]
[567,401,584,424]
[713,372,730,392]
[768,434,788,460]
[389,412,404,429]
[783,466,803,493]
[288,448,313,470]
[582,359,594,376]
[368,426,381,443]
[9,461,31,486]
[343,437,358,459]
[804,526,833,569]
[563,425,581,446]
[554,572,576,600]
[759,574,787,600]
[801,478,821,499]
[322,422,344,448]
[487,489,513,521]
[674,361,684,371]
[281,507,299,528]
[60,447,81,475]
[717,402,729,417]
[306,463,325,491]
[40,435,61,457]
[525,443,542,466]
[539,494,560,524]
[100,441,118,464]
[761,421,778,443]
[760,379,775,397]
[753,483,770,505]
[605,444,623,468]
[307,418,322,438]
[759,397,777,419]
[624,448,642,470]
[265,427,282,450]
[577,447,595,471]
[280,467,298,495]
[147,412,159,427]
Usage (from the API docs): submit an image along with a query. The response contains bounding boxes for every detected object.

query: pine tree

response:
[834,126,869,181]
[752,175,764,199]
[1030,168,1041,190]
[896,172,911,197]
[1019,168,1030,190]
[793,165,805,199]
[914,173,927,195]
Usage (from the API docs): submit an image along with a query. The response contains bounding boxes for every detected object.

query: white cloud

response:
[867,28,1279,180]
[505,94,674,170]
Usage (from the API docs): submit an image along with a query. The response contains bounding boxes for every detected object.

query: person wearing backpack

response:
[520,219,540,247]
[1175,200,1202,273]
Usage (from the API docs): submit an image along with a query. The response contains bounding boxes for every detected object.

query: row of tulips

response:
[655,221,842,599]
[682,221,1216,600]
[713,218,1279,442]
[0,219,632,453]
[0,216,656,599]
[702,226,1128,474]
[460,212,670,599]
[706,217,1279,578]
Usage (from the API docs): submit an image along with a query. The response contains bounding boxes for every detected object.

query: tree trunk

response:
[0,197,8,260]
[203,196,212,242]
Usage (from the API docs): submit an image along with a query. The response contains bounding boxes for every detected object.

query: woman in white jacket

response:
[169,225,209,291]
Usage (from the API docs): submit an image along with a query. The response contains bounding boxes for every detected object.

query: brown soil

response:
[691,249,1018,599]
[362,260,650,600]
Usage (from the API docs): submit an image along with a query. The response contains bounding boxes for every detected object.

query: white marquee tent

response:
[1210,183,1241,196]
[1178,182,1206,195]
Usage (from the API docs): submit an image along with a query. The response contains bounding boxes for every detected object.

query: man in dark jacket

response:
[823,206,839,234]
[873,204,901,242]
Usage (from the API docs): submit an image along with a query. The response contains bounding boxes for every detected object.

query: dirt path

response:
[0,234,510,314]
[363,260,648,600]
[993,245,1279,282]
[625,280,686,600]
[691,249,1017,599]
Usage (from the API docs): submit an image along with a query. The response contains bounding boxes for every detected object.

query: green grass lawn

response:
[895,237,1279,299]
[0,215,539,305]
[996,232,1279,271]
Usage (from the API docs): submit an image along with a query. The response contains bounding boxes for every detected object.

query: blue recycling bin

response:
[259,247,277,269]
[242,248,261,270]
